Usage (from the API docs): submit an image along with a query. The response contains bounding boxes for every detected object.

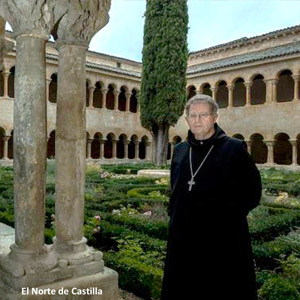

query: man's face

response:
[185,102,218,139]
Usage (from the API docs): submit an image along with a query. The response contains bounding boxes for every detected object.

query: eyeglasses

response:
[187,113,214,120]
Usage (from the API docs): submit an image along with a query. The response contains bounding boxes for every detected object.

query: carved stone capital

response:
[55,0,111,47]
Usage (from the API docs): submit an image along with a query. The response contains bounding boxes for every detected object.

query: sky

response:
[5,0,300,62]
[88,0,300,62]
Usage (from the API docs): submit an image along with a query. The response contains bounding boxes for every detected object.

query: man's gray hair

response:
[185,94,219,116]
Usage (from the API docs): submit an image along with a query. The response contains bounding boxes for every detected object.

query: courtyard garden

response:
[0,164,300,299]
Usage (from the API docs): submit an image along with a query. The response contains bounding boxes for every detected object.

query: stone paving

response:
[0,222,14,256]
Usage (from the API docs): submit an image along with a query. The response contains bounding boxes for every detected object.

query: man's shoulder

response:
[174,141,189,151]
[222,136,246,150]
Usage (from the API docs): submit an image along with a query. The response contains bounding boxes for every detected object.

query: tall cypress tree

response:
[140,0,188,165]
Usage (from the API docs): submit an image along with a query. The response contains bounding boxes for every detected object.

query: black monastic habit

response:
[161,123,262,300]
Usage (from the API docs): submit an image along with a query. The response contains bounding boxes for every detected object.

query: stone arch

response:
[251,74,266,105]
[274,133,292,165]
[201,83,212,97]
[8,66,15,98]
[250,133,267,164]
[277,70,294,102]
[232,134,244,140]
[0,70,4,97]
[0,127,5,158]
[106,84,115,110]
[216,81,228,108]
[139,135,148,160]
[128,134,138,159]
[118,86,127,112]
[47,130,55,159]
[8,129,13,159]
[117,134,127,159]
[130,89,138,113]
[104,133,115,159]
[233,78,246,107]
[91,132,102,159]
[187,85,196,100]
[49,73,57,103]
[93,81,103,108]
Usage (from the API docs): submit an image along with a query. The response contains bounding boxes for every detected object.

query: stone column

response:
[227,85,234,108]
[264,79,274,103]
[88,86,95,108]
[124,140,129,159]
[53,0,111,260]
[290,139,298,166]
[87,138,93,159]
[265,141,275,165]
[100,139,105,159]
[125,92,131,111]
[0,0,66,288]
[134,140,140,159]
[292,75,300,102]
[211,87,218,101]
[272,79,278,102]
[146,141,151,160]
[244,82,252,106]
[2,135,10,160]
[2,70,10,98]
[114,90,119,110]
[112,139,117,158]
[101,88,108,109]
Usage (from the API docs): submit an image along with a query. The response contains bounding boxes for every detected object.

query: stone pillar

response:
[112,139,117,158]
[292,75,300,102]
[88,86,95,108]
[244,82,252,106]
[2,70,10,98]
[265,141,275,165]
[2,135,9,160]
[264,79,274,103]
[272,79,278,102]
[125,92,131,111]
[146,141,151,160]
[211,87,218,101]
[100,139,105,159]
[0,0,67,290]
[134,140,140,159]
[87,138,93,159]
[101,88,108,109]
[114,90,119,110]
[46,78,51,102]
[227,85,234,107]
[290,139,298,166]
[124,140,129,159]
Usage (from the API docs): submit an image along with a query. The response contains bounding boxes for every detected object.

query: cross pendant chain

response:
[188,145,214,192]
[188,178,195,191]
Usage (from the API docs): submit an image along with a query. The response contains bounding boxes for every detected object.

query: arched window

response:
[8,66,15,98]
[232,134,244,141]
[91,133,102,159]
[274,133,292,165]
[118,87,126,112]
[8,130,13,159]
[49,73,57,103]
[277,70,294,102]
[47,130,55,159]
[216,81,228,108]
[93,82,103,108]
[250,134,267,164]
[139,136,148,159]
[128,135,137,159]
[233,78,246,107]
[251,75,266,105]
[202,83,212,97]
[106,84,115,110]
[117,134,127,159]
[187,85,196,100]
[130,89,138,113]
[104,134,114,158]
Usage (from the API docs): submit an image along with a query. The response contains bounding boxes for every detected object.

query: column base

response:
[0,266,118,300]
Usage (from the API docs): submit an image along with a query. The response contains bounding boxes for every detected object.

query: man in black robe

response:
[161,94,262,300]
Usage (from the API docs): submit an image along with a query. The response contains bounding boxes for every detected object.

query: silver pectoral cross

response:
[188,178,195,191]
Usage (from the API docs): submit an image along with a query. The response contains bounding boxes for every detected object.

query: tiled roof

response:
[187,41,300,75]
[46,53,141,78]
[190,24,300,55]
